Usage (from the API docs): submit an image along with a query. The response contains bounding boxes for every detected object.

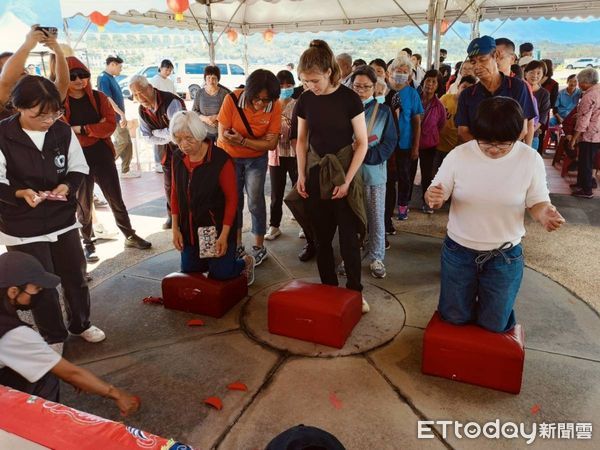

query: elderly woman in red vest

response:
[169,111,255,285]
[63,57,151,265]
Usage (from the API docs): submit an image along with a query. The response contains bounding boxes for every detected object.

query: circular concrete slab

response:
[241,277,406,357]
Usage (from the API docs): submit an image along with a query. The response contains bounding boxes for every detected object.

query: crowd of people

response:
[1,23,598,419]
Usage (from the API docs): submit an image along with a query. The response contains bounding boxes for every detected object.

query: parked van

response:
[173,60,246,99]
[119,65,161,98]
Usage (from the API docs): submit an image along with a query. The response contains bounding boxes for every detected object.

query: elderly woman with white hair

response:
[388,53,423,221]
[169,111,255,285]
[570,68,600,199]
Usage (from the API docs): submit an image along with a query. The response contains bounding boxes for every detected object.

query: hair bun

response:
[309,39,326,48]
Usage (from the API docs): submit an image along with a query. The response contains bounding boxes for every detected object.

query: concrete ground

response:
[49,185,600,450]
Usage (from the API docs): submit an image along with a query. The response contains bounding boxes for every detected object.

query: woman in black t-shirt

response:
[295,40,370,313]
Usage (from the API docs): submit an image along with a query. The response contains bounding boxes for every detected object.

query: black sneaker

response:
[571,189,593,199]
[125,234,152,249]
[162,217,172,230]
[298,243,316,262]
[385,238,391,250]
[385,226,397,235]
[236,245,246,259]
[84,246,99,263]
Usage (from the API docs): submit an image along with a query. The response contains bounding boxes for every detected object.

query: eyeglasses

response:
[35,110,65,123]
[477,141,514,154]
[252,97,271,104]
[70,71,91,81]
[353,84,374,91]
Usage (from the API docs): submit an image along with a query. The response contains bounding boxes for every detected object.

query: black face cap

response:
[0,252,60,289]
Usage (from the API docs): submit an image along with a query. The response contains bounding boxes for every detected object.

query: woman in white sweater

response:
[425,96,565,333]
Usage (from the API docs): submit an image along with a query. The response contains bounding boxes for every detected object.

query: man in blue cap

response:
[455,35,537,145]
[0,251,139,416]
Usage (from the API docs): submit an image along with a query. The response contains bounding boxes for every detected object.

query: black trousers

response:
[6,228,91,343]
[396,150,418,206]
[384,179,396,229]
[163,148,172,214]
[419,147,437,203]
[0,368,60,402]
[432,149,449,178]
[269,157,298,228]
[77,144,134,247]
[307,167,362,292]
[577,142,599,193]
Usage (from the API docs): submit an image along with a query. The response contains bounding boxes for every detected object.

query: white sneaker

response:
[93,223,119,240]
[369,260,387,279]
[75,325,106,343]
[120,171,141,179]
[361,296,370,314]
[154,163,164,173]
[264,226,282,241]
[243,255,256,286]
[298,230,306,239]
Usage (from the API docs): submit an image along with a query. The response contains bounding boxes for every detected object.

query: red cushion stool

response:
[422,311,525,394]
[268,280,362,348]
[162,272,247,318]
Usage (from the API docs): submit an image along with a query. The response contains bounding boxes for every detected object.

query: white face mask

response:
[393,73,409,85]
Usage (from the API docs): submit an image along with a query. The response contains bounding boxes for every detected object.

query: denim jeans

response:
[438,236,524,333]
[234,153,268,237]
[180,241,245,280]
[531,135,540,152]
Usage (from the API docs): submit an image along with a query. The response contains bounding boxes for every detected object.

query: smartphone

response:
[36,26,58,37]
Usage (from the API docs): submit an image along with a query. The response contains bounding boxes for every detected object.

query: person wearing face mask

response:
[63,57,152,264]
[351,66,396,279]
[192,65,230,140]
[524,60,551,152]
[0,252,140,415]
[265,70,315,263]
[0,76,103,346]
[387,54,423,221]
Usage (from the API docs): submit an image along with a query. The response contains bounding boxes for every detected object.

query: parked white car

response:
[173,60,246,99]
[565,58,600,69]
[119,65,163,98]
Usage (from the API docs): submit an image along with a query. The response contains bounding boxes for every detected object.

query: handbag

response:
[197,225,218,258]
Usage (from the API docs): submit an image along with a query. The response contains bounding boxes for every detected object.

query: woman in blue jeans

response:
[169,111,255,285]
[425,97,565,332]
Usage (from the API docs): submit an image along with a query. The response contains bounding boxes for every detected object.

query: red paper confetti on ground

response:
[204,396,223,410]
[329,392,343,410]
[187,319,205,327]
[530,404,541,415]
[141,296,163,305]
[227,382,248,391]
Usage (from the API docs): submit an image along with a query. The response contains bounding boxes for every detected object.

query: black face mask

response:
[10,288,39,311]
[440,56,446,63]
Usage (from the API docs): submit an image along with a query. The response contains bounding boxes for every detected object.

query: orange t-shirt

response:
[217,89,282,158]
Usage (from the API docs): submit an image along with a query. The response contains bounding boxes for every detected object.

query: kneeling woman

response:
[425,97,565,332]
[169,111,255,285]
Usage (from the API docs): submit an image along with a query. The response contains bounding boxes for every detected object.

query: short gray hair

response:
[129,74,149,88]
[577,68,599,85]
[389,53,414,72]
[336,53,352,65]
[169,111,208,143]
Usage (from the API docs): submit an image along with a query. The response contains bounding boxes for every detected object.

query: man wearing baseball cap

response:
[455,35,537,146]
[0,251,139,416]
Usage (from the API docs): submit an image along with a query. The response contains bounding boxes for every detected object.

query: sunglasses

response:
[70,71,90,81]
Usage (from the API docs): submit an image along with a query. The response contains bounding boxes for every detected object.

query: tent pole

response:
[470,9,481,40]
[243,32,249,75]
[433,0,445,70]
[72,20,91,51]
[426,0,435,68]
[205,1,216,64]
[62,18,72,47]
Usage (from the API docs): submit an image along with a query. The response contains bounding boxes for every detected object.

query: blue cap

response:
[467,35,496,57]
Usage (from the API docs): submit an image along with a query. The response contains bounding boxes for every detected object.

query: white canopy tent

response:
[59,0,600,67]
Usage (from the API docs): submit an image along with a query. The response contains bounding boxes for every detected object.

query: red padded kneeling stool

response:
[268,280,362,348]
[162,272,247,318]
[422,311,525,394]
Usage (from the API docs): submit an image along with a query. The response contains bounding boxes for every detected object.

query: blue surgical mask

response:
[375,95,385,104]
[393,73,409,85]
[362,97,373,106]
[279,87,294,99]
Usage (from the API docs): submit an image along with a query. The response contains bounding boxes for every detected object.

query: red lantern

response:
[227,28,238,43]
[263,29,275,43]
[89,11,109,32]
[167,0,190,21]
[440,19,449,34]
